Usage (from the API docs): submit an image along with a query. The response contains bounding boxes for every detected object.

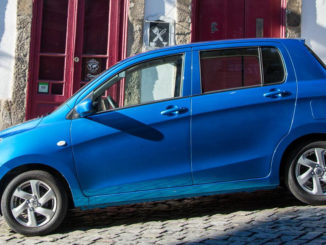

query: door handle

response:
[264,89,290,98]
[161,105,188,116]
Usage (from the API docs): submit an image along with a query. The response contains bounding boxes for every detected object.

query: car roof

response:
[121,38,304,65]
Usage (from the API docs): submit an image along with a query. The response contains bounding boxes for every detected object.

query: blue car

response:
[1,38,326,235]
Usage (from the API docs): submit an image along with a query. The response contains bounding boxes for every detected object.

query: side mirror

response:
[75,98,94,118]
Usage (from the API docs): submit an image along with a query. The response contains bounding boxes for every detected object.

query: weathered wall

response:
[286,0,302,38]
[126,0,145,57]
[175,0,192,45]
[0,0,32,130]
[0,0,17,100]
[125,0,145,105]
[302,0,326,63]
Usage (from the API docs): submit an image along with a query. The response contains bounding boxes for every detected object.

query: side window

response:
[93,55,184,113]
[261,47,285,84]
[200,48,261,93]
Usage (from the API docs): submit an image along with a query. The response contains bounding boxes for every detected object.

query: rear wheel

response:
[286,141,326,205]
[1,170,67,236]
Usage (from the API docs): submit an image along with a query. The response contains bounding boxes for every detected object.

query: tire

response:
[1,170,68,236]
[286,141,326,205]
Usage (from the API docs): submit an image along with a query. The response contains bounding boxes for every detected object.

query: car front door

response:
[191,42,297,184]
[71,51,192,196]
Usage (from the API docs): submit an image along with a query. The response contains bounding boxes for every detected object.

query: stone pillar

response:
[126,0,145,57]
[0,0,32,130]
[286,0,302,38]
[124,0,145,106]
[175,0,192,45]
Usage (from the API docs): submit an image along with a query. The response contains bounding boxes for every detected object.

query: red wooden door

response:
[193,0,245,41]
[245,0,283,38]
[26,0,127,119]
[192,0,285,42]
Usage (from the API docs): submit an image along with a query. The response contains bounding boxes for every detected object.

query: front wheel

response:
[286,141,326,205]
[1,170,67,236]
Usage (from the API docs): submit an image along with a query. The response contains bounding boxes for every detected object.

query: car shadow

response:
[58,188,303,233]
[89,111,164,141]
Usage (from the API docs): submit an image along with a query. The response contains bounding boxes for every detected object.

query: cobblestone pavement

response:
[1,188,326,244]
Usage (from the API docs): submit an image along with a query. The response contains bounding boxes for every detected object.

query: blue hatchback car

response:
[1,38,326,235]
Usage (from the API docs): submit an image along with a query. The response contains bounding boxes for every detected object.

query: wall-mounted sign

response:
[149,21,169,48]
[38,82,49,94]
[144,19,174,50]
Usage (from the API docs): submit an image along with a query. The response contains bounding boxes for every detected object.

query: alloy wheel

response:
[295,148,326,195]
[10,180,57,227]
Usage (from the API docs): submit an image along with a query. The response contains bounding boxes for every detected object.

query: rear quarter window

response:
[261,47,285,85]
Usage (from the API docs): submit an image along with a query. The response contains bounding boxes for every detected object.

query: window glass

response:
[200,48,261,93]
[93,55,184,113]
[261,47,285,84]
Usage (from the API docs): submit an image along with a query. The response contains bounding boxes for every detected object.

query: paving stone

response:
[299,232,323,241]
[0,189,325,244]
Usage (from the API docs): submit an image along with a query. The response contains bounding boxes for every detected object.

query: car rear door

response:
[191,41,297,184]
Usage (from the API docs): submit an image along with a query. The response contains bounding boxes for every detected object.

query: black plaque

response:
[149,21,170,48]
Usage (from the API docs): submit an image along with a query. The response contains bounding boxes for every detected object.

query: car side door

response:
[191,42,297,184]
[71,50,193,196]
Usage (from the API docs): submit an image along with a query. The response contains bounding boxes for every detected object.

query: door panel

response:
[72,51,192,196]
[195,0,244,41]
[192,0,284,42]
[73,0,111,89]
[72,98,192,196]
[191,45,297,184]
[245,0,282,38]
[40,0,68,53]
[28,0,72,118]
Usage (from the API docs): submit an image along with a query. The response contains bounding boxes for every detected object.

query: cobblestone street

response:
[0,188,326,244]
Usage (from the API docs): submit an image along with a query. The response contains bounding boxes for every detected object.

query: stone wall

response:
[175,0,192,45]
[286,0,302,38]
[0,0,32,130]
[126,0,145,57]
[124,0,145,105]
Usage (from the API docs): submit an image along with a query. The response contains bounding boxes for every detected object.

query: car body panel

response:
[0,111,88,207]
[72,97,192,196]
[86,177,276,209]
[0,118,42,139]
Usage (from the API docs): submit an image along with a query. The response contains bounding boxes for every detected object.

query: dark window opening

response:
[200,48,261,93]
[52,83,64,95]
[261,47,285,84]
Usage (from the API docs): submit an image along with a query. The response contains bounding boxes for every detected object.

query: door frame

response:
[190,0,287,42]
[26,0,129,120]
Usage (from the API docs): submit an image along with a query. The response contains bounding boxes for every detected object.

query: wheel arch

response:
[0,163,75,214]
[279,133,326,186]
